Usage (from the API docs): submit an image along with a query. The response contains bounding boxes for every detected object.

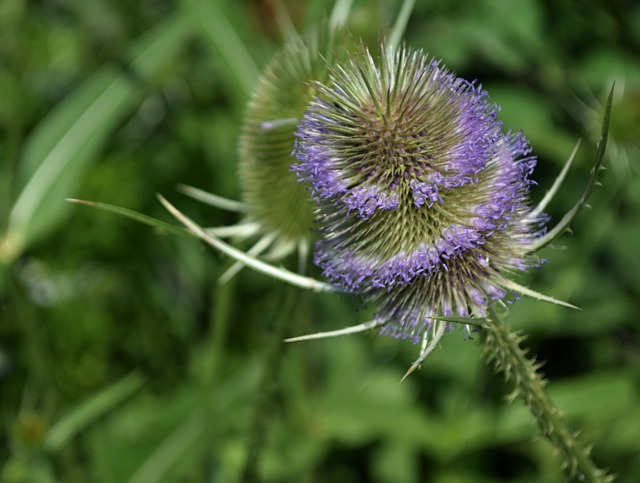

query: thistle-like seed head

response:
[294,45,546,342]
[238,27,358,255]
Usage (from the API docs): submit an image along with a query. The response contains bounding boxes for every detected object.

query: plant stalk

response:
[480,306,613,483]
[240,285,299,483]
[198,273,236,479]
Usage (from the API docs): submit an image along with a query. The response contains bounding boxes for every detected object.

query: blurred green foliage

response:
[1,0,639,482]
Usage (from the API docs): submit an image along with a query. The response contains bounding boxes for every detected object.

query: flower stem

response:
[480,307,613,483]
[240,285,300,483]
[197,273,236,476]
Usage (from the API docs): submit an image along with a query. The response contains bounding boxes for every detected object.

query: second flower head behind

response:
[293,45,548,345]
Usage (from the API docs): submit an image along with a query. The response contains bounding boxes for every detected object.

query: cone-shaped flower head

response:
[238,27,359,260]
[294,45,545,342]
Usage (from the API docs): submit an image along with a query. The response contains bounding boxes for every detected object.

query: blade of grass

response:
[272,0,298,44]
[329,0,354,28]
[429,315,487,327]
[128,409,204,483]
[67,199,192,238]
[5,12,192,261]
[528,140,581,219]
[182,0,260,99]
[388,0,415,51]
[44,372,145,452]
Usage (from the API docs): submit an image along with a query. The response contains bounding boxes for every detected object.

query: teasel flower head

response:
[177,27,360,281]
[292,45,571,357]
[236,28,345,262]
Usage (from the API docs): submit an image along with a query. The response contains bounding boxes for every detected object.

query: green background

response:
[1,0,639,481]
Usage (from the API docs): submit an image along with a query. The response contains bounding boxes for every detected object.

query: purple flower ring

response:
[294,45,547,342]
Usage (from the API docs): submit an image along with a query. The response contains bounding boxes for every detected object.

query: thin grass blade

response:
[429,315,487,327]
[388,0,416,51]
[128,410,204,483]
[67,199,191,238]
[44,372,145,452]
[329,0,354,28]
[182,0,259,98]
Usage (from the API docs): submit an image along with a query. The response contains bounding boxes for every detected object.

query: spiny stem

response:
[480,307,613,483]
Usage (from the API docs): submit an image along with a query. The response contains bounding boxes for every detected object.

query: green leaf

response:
[182,0,259,99]
[44,372,145,452]
[388,0,416,51]
[127,410,204,483]
[4,12,192,261]
[67,199,192,238]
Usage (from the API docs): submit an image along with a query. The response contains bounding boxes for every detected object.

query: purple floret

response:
[292,45,545,340]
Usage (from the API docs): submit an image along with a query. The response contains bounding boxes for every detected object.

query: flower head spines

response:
[294,48,511,237]
[294,44,545,340]
[239,26,360,245]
